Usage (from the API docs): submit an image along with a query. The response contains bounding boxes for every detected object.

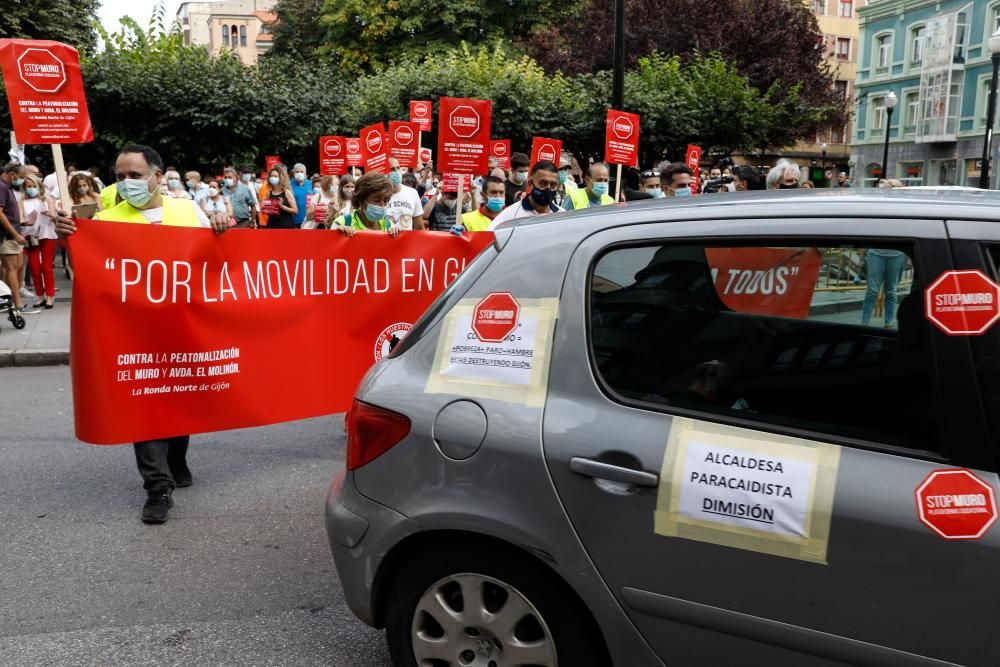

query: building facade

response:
[778,0,868,185]
[851,0,1000,187]
[175,0,277,65]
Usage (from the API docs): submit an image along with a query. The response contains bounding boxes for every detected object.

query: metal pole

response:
[612,0,625,110]
[880,107,893,186]
[980,53,1000,189]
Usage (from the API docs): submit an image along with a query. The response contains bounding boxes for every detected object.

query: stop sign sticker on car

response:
[925,270,1000,335]
[472,293,520,343]
[915,469,997,540]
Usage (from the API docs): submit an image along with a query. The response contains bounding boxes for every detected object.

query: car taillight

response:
[345,400,411,471]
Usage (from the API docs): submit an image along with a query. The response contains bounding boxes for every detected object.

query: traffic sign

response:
[915,469,997,540]
[472,292,520,343]
[925,270,1000,336]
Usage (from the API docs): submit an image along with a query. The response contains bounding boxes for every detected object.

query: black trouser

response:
[133,436,189,492]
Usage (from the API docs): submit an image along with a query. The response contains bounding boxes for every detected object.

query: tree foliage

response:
[522,0,847,131]
[268,0,327,59]
[0,0,100,54]
[314,0,564,74]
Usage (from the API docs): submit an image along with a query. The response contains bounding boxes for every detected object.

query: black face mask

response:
[530,186,556,207]
[778,183,799,190]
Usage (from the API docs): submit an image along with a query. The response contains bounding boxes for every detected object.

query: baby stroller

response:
[0,279,26,331]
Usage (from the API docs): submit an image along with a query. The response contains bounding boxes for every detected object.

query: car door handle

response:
[569,457,660,488]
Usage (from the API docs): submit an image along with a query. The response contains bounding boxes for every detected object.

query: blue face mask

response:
[558,171,569,184]
[269,176,280,186]
[591,182,609,197]
[13,178,24,188]
[512,171,528,185]
[168,178,181,190]
[674,186,692,198]
[119,174,156,208]
[25,187,40,198]
[646,187,664,198]
[486,196,505,212]
[388,170,402,186]
[366,203,386,220]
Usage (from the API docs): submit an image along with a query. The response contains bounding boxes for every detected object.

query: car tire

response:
[385,542,608,667]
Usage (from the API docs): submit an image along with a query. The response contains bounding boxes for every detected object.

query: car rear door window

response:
[590,242,940,453]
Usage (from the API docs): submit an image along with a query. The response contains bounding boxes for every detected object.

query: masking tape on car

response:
[424,297,559,407]
[654,417,841,565]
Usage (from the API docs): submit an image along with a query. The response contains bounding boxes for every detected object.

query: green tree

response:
[0,0,100,54]
[269,0,327,59]
[316,0,569,74]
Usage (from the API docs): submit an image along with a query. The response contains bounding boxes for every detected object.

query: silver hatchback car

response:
[326,189,1000,667]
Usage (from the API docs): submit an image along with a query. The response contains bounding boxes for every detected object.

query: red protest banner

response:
[409,100,433,132]
[437,97,492,175]
[605,109,639,166]
[419,147,433,167]
[0,38,93,144]
[685,144,703,194]
[345,138,363,168]
[490,140,511,170]
[67,219,495,444]
[530,137,562,171]
[388,120,420,169]
[360,123,389,173]
[265,155,281,171]
[440,173,472,193]
[705,247,822,319]
[319,136,347,176]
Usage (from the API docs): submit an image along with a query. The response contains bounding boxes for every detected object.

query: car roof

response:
[498,188,1000,236]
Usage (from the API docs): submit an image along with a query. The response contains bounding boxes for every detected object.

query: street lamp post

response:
[979,29,1000,189]
[821,142,828,186]
[880,91,897,186]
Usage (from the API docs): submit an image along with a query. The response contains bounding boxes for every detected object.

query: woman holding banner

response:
[307,175,339,229]
[259,166,297,229]
[330,172,400,237]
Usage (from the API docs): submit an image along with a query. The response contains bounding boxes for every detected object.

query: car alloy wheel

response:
[411,572,558,666]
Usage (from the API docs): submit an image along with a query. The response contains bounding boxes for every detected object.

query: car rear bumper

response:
[325,470,419,627]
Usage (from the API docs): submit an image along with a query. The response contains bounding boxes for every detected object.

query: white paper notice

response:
[440,314,538,385]
[678,439,815,537]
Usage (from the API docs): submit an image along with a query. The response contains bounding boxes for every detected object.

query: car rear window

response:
[589,241,942,453]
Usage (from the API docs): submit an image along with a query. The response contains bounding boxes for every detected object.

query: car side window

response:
[590,241,940,453]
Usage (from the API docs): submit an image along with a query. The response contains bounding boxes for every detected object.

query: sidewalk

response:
[0,260,72,367]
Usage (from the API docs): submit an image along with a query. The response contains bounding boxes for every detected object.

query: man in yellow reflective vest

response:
[562,162,614,211]
[55,143,229,525]
[458,175,507,232]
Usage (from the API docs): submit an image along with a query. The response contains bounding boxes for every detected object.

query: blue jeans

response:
[862,252,906,326]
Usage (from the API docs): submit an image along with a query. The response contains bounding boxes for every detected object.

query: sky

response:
[98,0,182,34]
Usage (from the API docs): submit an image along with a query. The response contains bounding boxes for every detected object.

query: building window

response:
[222,24,229,46]
[905,92,919,130]
[838,0,852,17]
[876,35,892,72]
[954,11,968,63]
[911,26,925,65]
[231,26,239,46]
[240,25,247,47]
[835,80,849,99]
[831,126,845,144]
[872,97,886,132]
[836,38,851,61]
[994,4,1000,34]
[815,0,825,15]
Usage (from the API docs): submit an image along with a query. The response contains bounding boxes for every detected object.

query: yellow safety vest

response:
[95,197,201,227]
[332,209,392,232]
[568,188,614,210]
[98,183,118,211]
[461,209,495,231]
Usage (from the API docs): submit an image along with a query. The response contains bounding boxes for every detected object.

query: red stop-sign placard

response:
[915,469,997,540]
[925,270,1000,336]
[473,292,520,343]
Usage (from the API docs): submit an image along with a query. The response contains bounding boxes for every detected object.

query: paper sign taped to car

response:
[655,417,840,564]
[425,297,558,407]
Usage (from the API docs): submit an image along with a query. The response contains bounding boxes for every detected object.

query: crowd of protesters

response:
[0,146,857,319]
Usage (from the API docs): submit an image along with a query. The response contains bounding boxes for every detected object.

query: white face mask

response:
[208,187,219,197]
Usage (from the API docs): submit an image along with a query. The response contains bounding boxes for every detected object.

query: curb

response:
[0,348,70,367]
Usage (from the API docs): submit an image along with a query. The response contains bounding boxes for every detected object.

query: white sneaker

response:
[19,287,34,299]
[19,306,40,314]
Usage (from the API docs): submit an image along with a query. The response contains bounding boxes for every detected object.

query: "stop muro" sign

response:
[915,469,997,540]
[472,292,520,343]
[925,270,1000,335]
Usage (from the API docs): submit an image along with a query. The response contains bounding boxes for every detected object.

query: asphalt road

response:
[0,366,392,666]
